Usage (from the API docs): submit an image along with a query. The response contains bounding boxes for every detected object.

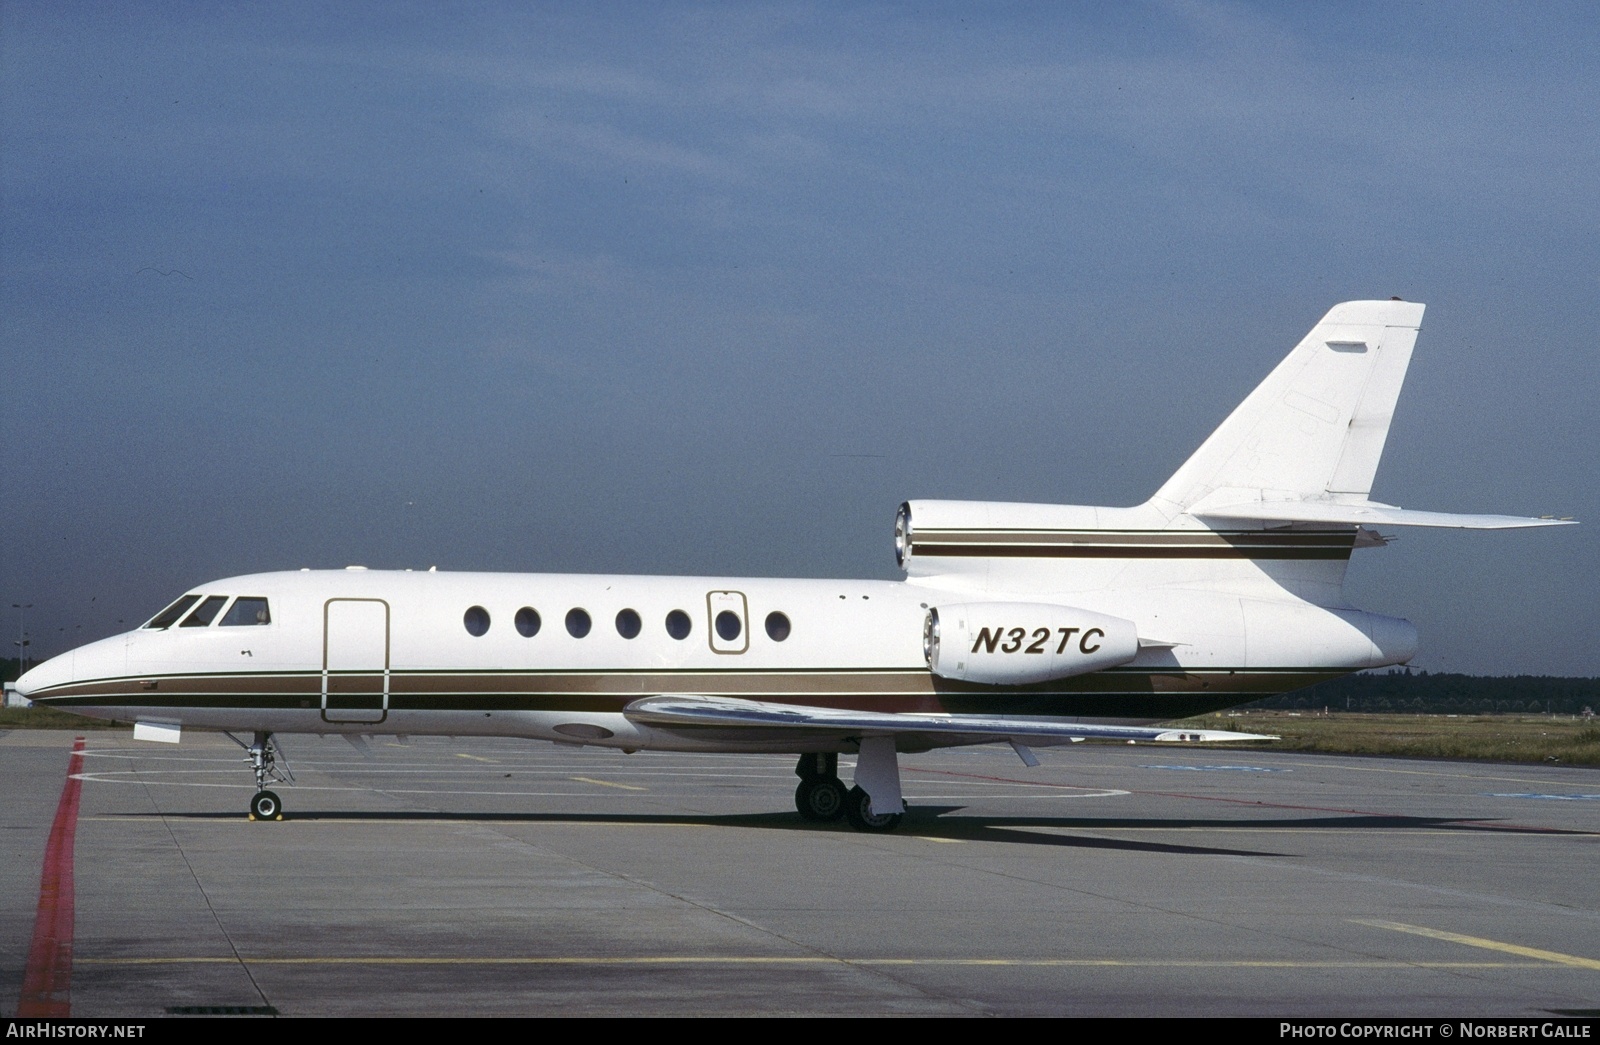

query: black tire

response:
[795,777,847,821]
[250,790,283,821]
[842,785,902,833]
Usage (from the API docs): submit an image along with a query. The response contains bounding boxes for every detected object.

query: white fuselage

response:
[18,565,1415,753]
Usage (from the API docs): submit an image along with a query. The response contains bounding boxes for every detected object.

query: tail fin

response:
[1150,300,1424,514]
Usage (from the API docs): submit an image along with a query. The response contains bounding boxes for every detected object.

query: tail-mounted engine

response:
[924,603,1140,685]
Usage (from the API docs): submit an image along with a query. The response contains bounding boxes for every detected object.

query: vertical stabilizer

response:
[1150,300,1424,514]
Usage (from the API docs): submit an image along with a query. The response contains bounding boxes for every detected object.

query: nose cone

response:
[14,652,73,699]
[15,633,129,698]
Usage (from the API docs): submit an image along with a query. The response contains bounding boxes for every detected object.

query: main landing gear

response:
[793,743,905,833]
[794,753,847,821]
[842,784,901,833]
[226,730,291,821]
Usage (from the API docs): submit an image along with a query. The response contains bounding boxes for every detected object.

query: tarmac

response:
[3,727,1599,1017]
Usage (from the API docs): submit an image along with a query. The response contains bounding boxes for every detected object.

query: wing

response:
[623,695,1275,745]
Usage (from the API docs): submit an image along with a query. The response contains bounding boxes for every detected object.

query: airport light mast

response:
[12,603,31,674]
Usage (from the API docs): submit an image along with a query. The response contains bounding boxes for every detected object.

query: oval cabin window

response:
[566,608,591,638]
[515,607,541,637]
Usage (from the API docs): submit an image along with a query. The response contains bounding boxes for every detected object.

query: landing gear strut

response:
[794,753,846,821]
[227,731,290,821]
[842,785,902,832]
[843,736,904,833]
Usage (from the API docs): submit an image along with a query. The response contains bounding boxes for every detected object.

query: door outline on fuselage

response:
[322,598,390,724]
[706,590,749,655]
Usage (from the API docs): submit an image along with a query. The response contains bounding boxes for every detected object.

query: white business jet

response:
[16,300,1573,830]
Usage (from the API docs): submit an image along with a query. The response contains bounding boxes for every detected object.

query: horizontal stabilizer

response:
[1188,496,1577,530]
[626,696,1276,744]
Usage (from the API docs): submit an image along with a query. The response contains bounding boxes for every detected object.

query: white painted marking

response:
[1483,792,1600,801]
[1139,764,1289,773]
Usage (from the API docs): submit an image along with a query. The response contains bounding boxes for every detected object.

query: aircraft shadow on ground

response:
[138,806,1582,857]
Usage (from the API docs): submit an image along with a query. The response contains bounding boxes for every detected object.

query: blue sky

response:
[3,2,1595,675]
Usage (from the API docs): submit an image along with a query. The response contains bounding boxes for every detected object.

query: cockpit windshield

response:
[179,595,228,627]
[143,594,201,630]
[142,594,273,630]
[220,598,271,626]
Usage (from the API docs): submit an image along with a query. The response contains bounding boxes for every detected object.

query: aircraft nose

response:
[14,652,73,699]
[14,633,129,699]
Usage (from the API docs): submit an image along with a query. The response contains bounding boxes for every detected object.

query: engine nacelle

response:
[924,602,1141,685]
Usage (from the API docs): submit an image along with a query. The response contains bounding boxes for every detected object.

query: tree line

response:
[1248,669,1599,715]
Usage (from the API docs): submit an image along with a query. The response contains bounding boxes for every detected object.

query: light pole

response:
[12,603,32,674]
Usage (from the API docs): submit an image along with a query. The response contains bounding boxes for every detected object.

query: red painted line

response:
[17,737,85,1018]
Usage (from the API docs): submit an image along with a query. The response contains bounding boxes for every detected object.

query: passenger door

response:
[323,599,389,724]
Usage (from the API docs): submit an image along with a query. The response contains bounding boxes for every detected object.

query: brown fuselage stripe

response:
[33,693,1301,720]
[916,530,1354,544]
[909,529,1356,560]
[915,545,1352,560]
[28,668,1341,699]
[30,668,1346,721]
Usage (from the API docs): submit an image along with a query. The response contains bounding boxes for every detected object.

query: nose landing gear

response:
[226,731,291,821]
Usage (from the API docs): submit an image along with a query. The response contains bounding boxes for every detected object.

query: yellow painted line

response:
[1354,920,1600,970]
[77,956,1539,969]
[455,754,498,763]
[570,776,647,791]
[914,836,966,844]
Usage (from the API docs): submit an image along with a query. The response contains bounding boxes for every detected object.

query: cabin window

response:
[464,606,490,637]
[515,607,541,637]
[715,610,742,642]
[180,595,228,628]
[566,608,591,638]
[615,609,641,639]
[220,598,271,626]
[765,611,791,642]
[144,594,201,630]
[665,610,691,640]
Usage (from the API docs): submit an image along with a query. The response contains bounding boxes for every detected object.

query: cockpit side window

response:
[179,595,228,628]
[144,594,201,630]
[220,597,271,627]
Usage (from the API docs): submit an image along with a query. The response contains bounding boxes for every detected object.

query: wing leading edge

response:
[623,695,1276,744]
